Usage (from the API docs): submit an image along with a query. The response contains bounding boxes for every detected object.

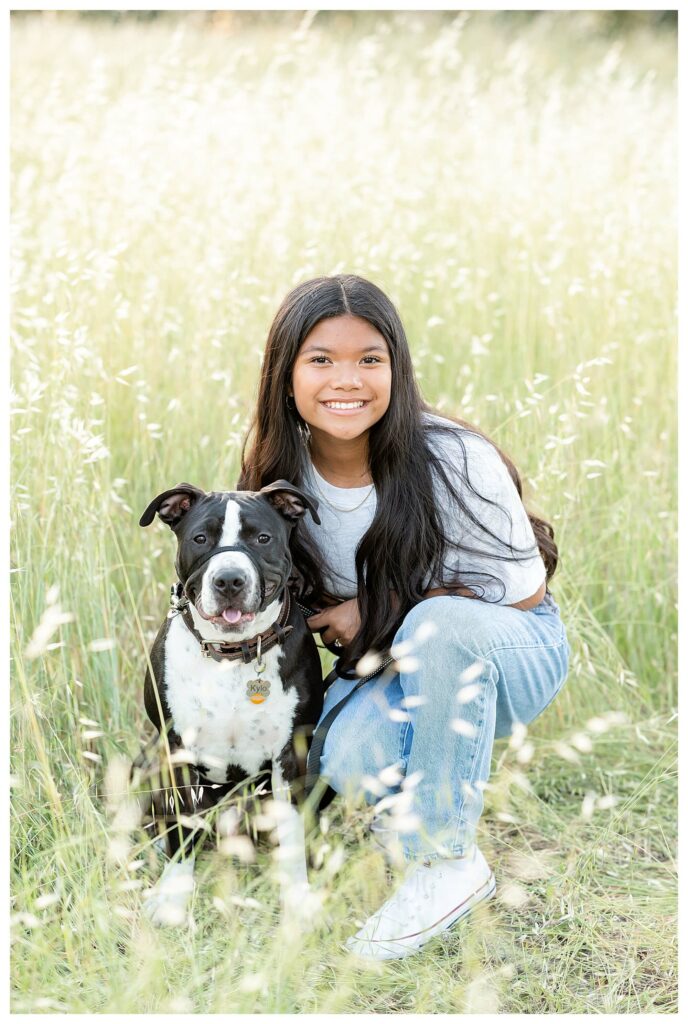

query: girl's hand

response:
[306,598,361,648]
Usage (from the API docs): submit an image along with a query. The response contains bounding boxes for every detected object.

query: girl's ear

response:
[259,479,321,526]
[139,483,206,529]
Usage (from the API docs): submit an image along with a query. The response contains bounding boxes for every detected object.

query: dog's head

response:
[140,481,320,632]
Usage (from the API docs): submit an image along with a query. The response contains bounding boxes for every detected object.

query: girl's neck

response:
[309,431,372,488]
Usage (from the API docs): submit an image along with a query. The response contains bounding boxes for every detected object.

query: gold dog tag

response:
[247,679,271,704]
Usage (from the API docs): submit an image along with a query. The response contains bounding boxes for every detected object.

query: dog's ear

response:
[139,483,206,529]
[259,480,321,526]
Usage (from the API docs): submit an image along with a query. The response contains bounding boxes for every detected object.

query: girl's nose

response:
[332,369,362,386]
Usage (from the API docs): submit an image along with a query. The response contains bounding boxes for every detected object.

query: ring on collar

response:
[255,634,266,674]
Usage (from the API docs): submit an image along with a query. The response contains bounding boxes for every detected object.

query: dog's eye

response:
[193,534,207,544]
[257,533,271,544]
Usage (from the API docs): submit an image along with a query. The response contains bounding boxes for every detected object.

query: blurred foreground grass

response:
[10,12,677,1013]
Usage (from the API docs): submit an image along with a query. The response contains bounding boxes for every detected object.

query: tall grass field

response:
[10,11,677,1014]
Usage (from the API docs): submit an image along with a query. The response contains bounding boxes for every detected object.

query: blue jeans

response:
[318,593,570,861]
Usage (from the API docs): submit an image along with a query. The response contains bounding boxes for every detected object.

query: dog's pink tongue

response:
[221,608,243,624]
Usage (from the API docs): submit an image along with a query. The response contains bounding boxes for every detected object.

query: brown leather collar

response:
[178,587,294,664]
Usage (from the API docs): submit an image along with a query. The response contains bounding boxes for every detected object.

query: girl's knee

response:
[319,709,399,799]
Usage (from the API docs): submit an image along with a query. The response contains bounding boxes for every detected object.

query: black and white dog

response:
[134,480,324,926]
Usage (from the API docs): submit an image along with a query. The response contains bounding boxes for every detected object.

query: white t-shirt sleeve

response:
[430,429,546,605]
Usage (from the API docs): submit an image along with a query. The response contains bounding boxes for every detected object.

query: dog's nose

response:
[212,570,247,596]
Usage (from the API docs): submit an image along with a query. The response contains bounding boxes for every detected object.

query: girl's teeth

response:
[325,402,365,409]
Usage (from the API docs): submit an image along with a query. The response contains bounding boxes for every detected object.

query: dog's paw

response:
[142,861,195,928]
[280,882,324,932]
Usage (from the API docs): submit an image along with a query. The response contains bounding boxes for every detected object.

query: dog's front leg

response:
[270,760,314,926]
[139,757,206,928]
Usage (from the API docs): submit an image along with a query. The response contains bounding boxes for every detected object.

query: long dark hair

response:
[237,274,558,675]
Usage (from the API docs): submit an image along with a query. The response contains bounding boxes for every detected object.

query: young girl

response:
[237,274,569,960]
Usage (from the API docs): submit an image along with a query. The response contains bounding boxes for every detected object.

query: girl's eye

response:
[193,534,207,544]
[257,534,271,544]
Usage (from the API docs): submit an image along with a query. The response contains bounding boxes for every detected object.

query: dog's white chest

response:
[164,615,298,782]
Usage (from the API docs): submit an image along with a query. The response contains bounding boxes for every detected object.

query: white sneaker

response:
[345,846,496,961]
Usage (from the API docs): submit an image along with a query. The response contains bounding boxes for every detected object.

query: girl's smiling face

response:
[290,315,392,444]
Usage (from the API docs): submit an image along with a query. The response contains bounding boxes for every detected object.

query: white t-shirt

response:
[299,412,546,605]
